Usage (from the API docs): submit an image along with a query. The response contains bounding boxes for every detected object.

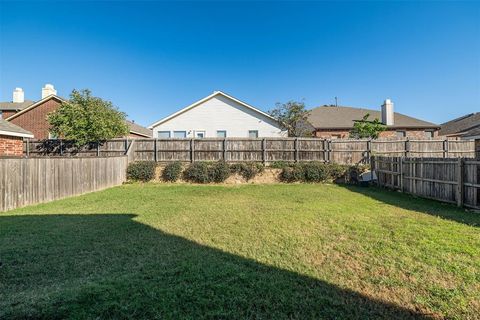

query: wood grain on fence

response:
[24,138,476,165]
[0,156,127,212]
[374,156,480,209]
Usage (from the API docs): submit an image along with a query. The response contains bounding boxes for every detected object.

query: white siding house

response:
[148,91,286,138]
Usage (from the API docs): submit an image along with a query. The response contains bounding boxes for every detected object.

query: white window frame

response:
[195,130,206,138]
[173,131,187,138]
[157,131,171,138]
[248,130,259,138]
[216,130,227,138]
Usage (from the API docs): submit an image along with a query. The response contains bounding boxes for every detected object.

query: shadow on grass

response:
[0,214,432,319]
[340,184,480,227]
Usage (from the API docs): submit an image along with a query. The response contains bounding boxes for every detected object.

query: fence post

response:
[405,138,410,157]
[262,138,267,165]
[190,139,195,163]
[154,139,158,162]
[326,139,331,163]
[25,138,30,157]
[60,140,63,156]
[294,138,299,163]
[96,142,100,157]
[366,139,372,165]
[124,139,128,154]
[399,157,404,192]
[223,138,227,161]
[443,139,448,158]
[456,157,464,207]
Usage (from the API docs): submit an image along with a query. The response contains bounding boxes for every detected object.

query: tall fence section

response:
[0,156,128,212]
[24,138,476,164]
[374,156,480,210]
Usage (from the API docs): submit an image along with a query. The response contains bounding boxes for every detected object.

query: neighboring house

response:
[439,113,480,140]
[0,118,33,156]
[148,91,285,138]
[308,99,440,139]
[0,85,151,139]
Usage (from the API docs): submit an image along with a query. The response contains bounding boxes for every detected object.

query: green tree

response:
[349,113,386,139]
[48,89,128,146]
[269,101,312,137]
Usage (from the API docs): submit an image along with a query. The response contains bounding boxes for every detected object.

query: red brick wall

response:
[314,128,438,139]
[0,135,23,156]
[7,98,61,140]
[1,110,17,119]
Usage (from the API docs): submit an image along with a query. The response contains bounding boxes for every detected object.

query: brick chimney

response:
[381,99,394,126]
[41,84,57,99]
[13,88,24,103]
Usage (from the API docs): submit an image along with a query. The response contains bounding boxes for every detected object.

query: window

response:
[424,130,434,138]
[396,130,406,138]
[248,130,259,138]
[157,131,170,138]
[173,131,187,138]
[216,130,227,138]
[195,131,205,138]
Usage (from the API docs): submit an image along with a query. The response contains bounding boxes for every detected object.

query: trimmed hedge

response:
[183,161,231,183]
[127,161,157,182]
[162,161,183,182]
[279,162,351,183]
[230,163,264,181]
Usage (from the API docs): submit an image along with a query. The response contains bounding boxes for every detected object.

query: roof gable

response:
[439,112,480,136]
[307,105,438,129]
[148,91,277,129]
[5,95,66,121]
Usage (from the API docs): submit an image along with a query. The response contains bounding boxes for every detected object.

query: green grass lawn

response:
[1,183,479,319]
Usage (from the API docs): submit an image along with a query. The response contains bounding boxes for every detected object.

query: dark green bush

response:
[329,163,348,180]
[127,161,157,182]
[183,162,211,183]
[269,161,291,169]
[162,161,183,182]
[210,161,231,183]
[279,163,304,182]
[302,162,329,182]
[230,162,264,181]
[183,161,231,183]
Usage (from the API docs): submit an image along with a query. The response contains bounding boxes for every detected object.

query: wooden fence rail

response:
[0,156,128,212]
[373,156,480,209]
[24,138,476,165]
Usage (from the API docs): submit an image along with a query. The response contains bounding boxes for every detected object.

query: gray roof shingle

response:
[0,118,33,137]
[126,120,152,138]
[307,105,438,129]
[439,113,480,136]
[0,100,35,111]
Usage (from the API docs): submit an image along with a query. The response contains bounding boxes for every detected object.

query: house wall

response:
[0,135,23,156]
[152,95,285,138]
[314,128,438,139]
[1,111,17,119]
[7,98,61,140]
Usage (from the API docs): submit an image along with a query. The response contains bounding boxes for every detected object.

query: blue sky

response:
[1,1,479,127]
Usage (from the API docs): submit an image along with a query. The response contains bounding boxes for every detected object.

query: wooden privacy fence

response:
[24,138,476,165]
[373,156,480,209]
[0,156,127,212]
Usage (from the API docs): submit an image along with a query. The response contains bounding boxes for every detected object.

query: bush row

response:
[127,161,368,183]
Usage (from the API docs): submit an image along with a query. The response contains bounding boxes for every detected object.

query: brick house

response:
[0,118,33,156]
[0,85,152,140]
[307,99,439,139]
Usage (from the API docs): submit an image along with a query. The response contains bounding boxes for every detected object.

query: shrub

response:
[302,162,329,182]
[162,161,183,182]
[183,162,211,183]
[210,161,231,183]
[230,162,264,181]
[127,161,156,182]
[183,161,231,183]
[269,161,291,169]
[329,163,348,180]
[280,163,304,182]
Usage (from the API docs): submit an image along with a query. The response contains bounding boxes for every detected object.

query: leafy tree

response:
[269,101,312,137]
[349,113,386,139]
[48,89,128,146]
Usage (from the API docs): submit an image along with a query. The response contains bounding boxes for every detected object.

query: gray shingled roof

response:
[0,100,35,111]
[307,105,438,129]
[0,118,33,137]
[126,120,152,137]
[439,113,480,136]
